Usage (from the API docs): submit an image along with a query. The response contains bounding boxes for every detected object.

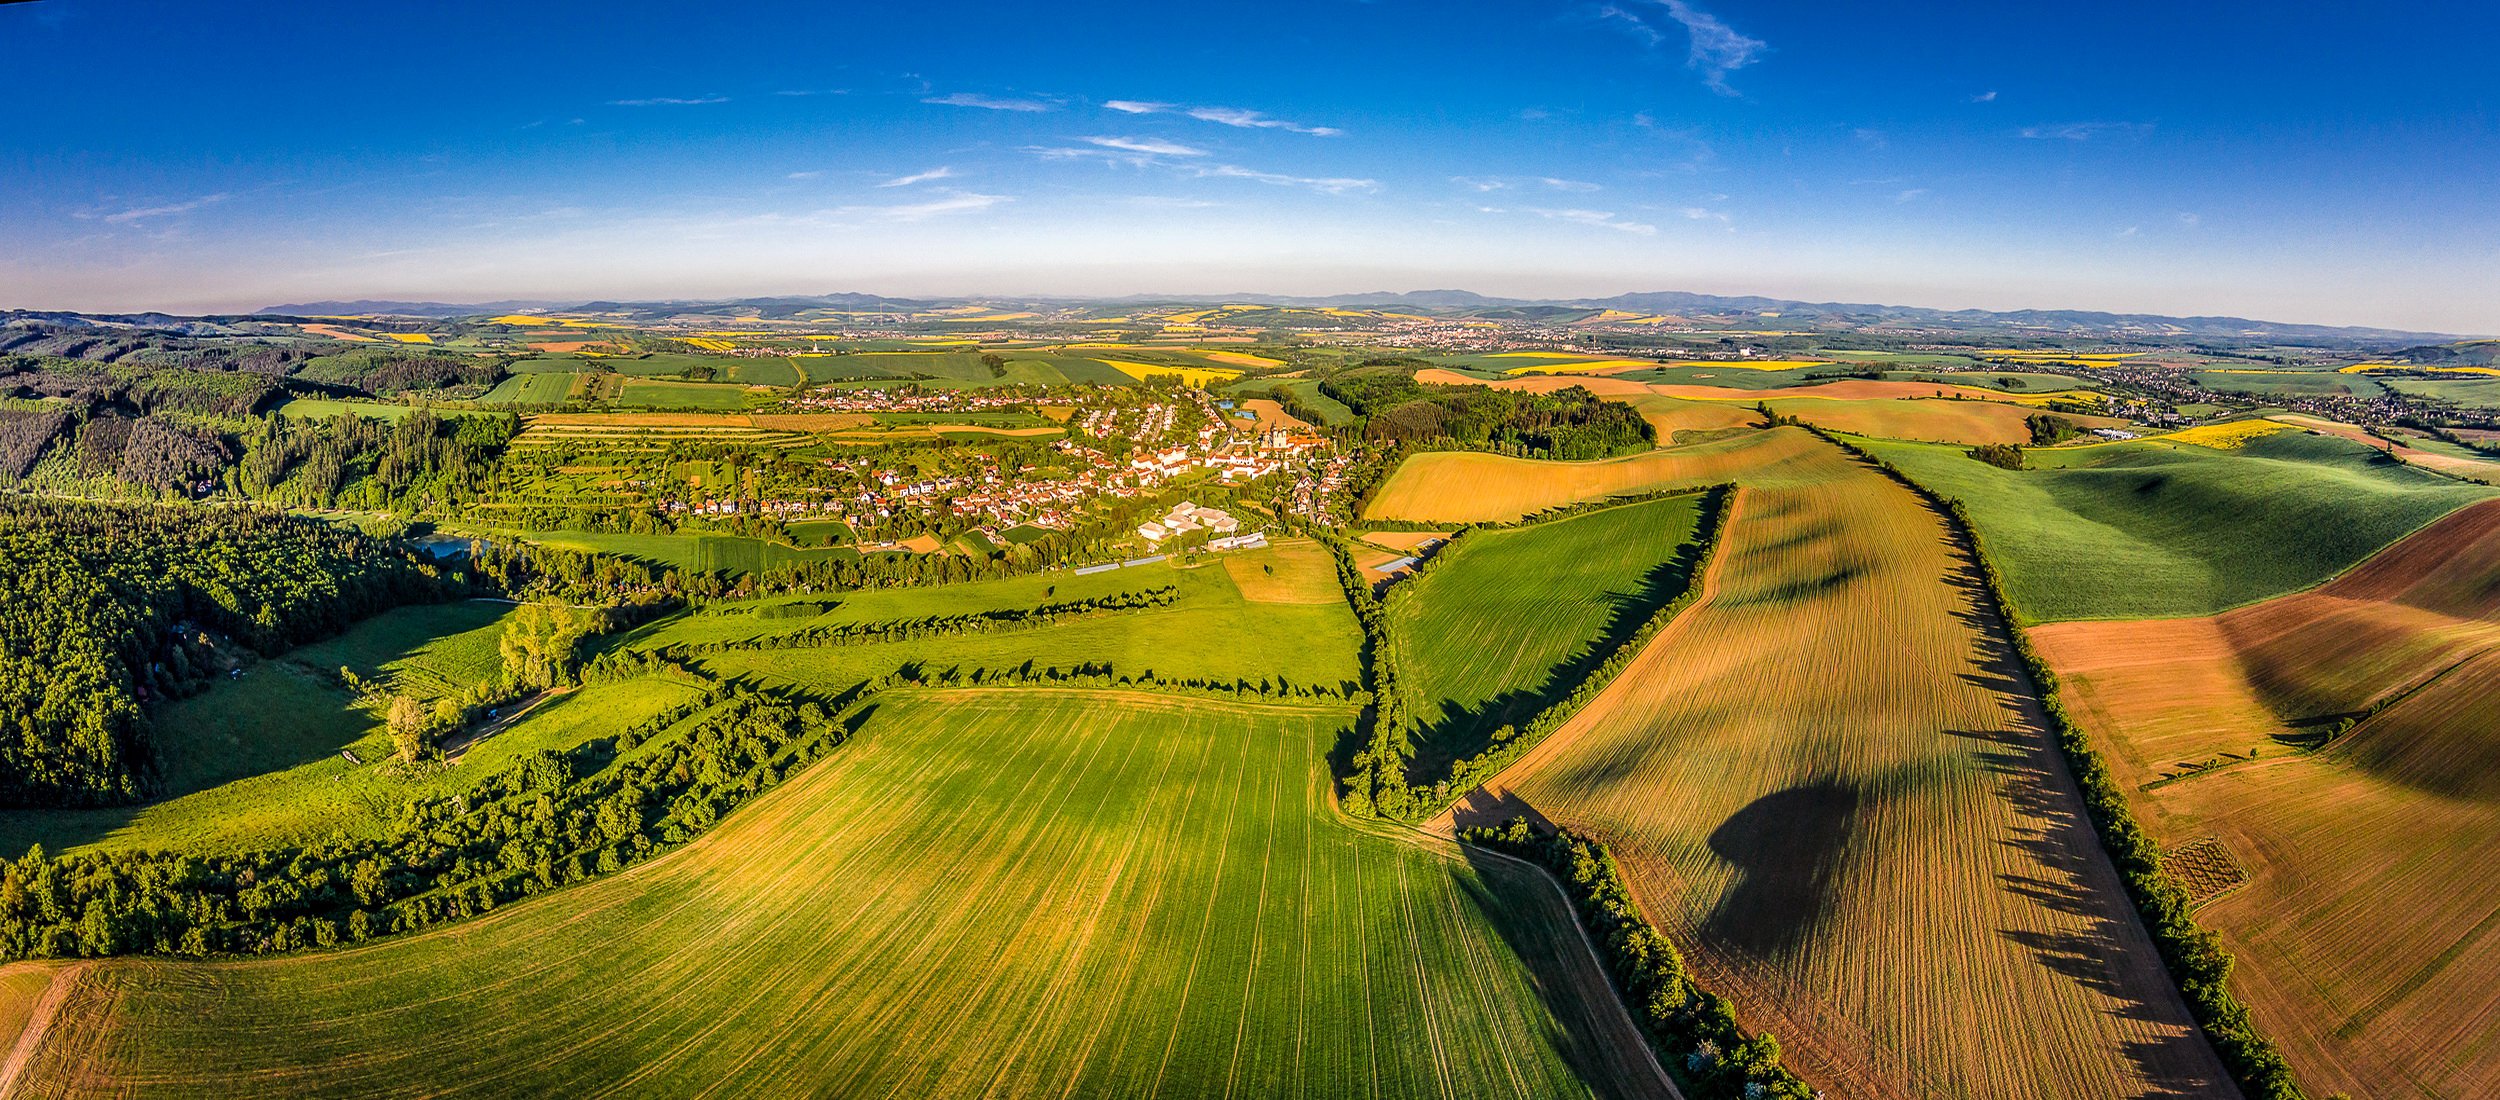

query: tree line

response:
[1463,817,1814,1099]
[0,676,844,960]
[658,586,1179,656]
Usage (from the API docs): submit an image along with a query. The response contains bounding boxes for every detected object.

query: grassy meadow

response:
[0,690,1670,1100]
[1464,449,2234,1099]
[0,601,706,856]
[1385,494,1708,778]
[1861,430,2495,620]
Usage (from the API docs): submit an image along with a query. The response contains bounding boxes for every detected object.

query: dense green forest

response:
[1319,363,1652,459]
[0,499,446,806]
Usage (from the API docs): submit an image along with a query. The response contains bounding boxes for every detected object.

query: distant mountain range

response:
[245,289,2470,346]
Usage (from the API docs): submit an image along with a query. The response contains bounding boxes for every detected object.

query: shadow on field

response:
[1453,832,1681,1100]
[1699,780,1864,962]
[1950,727,2235,1097]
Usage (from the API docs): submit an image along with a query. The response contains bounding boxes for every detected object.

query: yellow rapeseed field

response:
[1095,359,1242,388]
[2159,419,2292,449]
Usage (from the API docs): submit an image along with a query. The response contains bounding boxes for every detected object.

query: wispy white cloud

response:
[787,171,825,180]
[1660,0,1766,94]
[2177,211,2202,227]
[1526,207,1656,235]
[2018,121,2152,141]
[1603,1,1765,95]
[924,92,1058,112]
[101,193,229,224]
[1186,106,1342,136]
[609,96,730,107]
[1596,5,1666,47]
[835,191,1011,221]
[880,166,958,188]
[1895,188,1929,203]
[2119,225,2141,238]
[1677,205,1732,224]
[1972,90,1999,103]
[1454,176,1601,194]
[1193,164,1377,195]
[774,88,850,98]
[1084,136,1208,158]
[1104,99,1342,136]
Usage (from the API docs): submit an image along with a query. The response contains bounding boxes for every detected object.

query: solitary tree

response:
[388,694,431,762]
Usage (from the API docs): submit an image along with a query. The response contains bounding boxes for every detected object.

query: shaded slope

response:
[1861,430,2494,621]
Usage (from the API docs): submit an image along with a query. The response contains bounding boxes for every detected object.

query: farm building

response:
[1139,501,1241,543]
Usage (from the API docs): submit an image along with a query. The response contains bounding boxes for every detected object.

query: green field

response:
[799,351,1137,388]
[1860,430,2495,620]
[724,356,802,386]
[1894,370,2096,392]
[1227,377,1356,425]
[782,517,855,547]
[1,690,1667,1099]
[0,601,708,856]
[659,546,1365,696]
[478,372,581,405]
[2188,369,2383,398]
[2385,375,2500,409]
[614,378,754,409]
[1385,494,1708,778]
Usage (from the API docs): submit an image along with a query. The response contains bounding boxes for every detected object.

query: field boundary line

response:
[0,964,87,1100]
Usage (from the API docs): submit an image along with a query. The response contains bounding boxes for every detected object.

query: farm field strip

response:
[1385,493,1707,776]
[1364,427,1828,524]
[0,691,1673,1099]
[2028,497,2500,1095]
[1454,441,2233,1099]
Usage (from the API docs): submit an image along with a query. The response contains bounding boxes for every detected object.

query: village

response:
[637,382,1341,551]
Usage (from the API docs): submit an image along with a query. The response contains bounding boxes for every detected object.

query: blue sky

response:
[4,0,2494,332]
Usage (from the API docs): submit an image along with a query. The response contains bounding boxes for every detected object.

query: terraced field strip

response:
[0,691,1671,1099]
[1462,440,2235,1099]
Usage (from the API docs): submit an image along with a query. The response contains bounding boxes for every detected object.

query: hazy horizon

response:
[8,0,2495,333]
